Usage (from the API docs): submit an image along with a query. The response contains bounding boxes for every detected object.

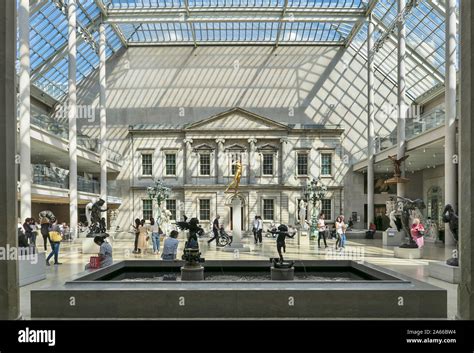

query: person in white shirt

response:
[253,216,263,244]
[335,216,344,250]
[150,217,161,254]
[317,213,328,248]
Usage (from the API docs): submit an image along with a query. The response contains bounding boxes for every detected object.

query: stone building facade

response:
[129,108,344,232]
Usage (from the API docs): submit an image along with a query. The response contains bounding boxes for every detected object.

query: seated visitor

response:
[85,236,113,269]
[162,230,179,261]
[410,218,425,249]
[96,236,113,268]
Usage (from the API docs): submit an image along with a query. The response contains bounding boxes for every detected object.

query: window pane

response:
[166,154,176,175]
[321,199,332,220]
[199,199,211,221]
[263,199,274,220]
[297,153,308,175]
[143,199,153,220]
[263,154,273,175]
[200,154,211,175]
[166,199,177,220]
[321,154,332,175]
[142,154,152,175]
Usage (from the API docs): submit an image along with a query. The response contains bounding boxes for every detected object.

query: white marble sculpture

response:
[389,210,397,229]
[299,200,307,228]
[85,197,97,226]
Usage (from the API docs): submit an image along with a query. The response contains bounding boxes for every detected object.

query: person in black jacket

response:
[23,218,34,247]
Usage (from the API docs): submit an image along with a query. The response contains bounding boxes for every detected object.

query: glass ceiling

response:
[24,0,454,103]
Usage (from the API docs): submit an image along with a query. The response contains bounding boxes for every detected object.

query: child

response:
[270,224,295,262]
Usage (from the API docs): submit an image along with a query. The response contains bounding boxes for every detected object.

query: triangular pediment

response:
[185,108,289,131]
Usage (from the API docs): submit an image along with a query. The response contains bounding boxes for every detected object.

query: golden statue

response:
[225,160,242,194]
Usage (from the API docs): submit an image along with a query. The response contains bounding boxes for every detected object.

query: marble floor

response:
[21,232,458,320]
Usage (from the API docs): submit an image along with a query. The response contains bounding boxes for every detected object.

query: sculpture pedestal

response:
[19,250,46,286]
[271,267,294,281]
[222,197,250,253]
[181,265,204,281]
[383,229,404,246]
[428,261,461,284]
[394,247,423,259]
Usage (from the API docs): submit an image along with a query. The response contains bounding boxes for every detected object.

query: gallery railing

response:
[32,164,68,189]
[78,176,100,194]
[351,107,446,165]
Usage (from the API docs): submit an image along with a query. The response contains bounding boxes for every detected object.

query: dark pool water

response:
[118,271,366,282]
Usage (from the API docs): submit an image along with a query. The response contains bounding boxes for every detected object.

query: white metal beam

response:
[127,41,346,46]
[94,0,129,47]
[344,0,380,47]
[105,8,366,24]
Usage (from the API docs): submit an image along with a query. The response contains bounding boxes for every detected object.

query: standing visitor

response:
[411,218,425,249]
[40,216,50,251]
[162,230,179,260]
[137,219,149,254]
[46,219,62,266]
[132,218,141,254]
[254,216,263,244]
[208,215,220,246]
[30,218,38,248]
[317,213,328,248]
[340,215,347,248]
[150,217,160,254]
[335,216,344,250]
[23,218,34,248]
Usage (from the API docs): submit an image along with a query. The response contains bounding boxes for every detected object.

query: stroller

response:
[217,227,233,247]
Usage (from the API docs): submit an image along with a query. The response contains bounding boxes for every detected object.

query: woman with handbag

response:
[46,220,63,266]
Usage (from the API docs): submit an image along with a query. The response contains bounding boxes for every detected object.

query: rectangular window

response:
[321,153,332,176]
[320,199,332,220]
[263,199,274,220]
[165,153,176,176]
[200,153,211,176]
[143,199,153,220]
[166,199,177,220]
[142,154,152,176]
[199,199,211,221]
[297,153,308,176]
[262,154,273,175]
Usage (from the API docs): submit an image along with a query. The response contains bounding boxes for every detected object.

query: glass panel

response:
[263,199,274,220]
[199,199,211,221]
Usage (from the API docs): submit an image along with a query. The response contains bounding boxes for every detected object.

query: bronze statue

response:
[442,204,459,266]
[87,198,109,237]
[388,154,410,178]
[225,160,242,194]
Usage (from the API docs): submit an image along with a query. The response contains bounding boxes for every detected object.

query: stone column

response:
[215,138,225,184]
[444,0,457,246]
[0,0,20,320]
[99,22,108,226]
[248,138,257,184]
[458,0,474,320]
[68,0,78,238]
[19,0,31,221]
[279,137,288,185]
[397,0,407,198]
[367,14,375,227]
[183,138,193,184]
